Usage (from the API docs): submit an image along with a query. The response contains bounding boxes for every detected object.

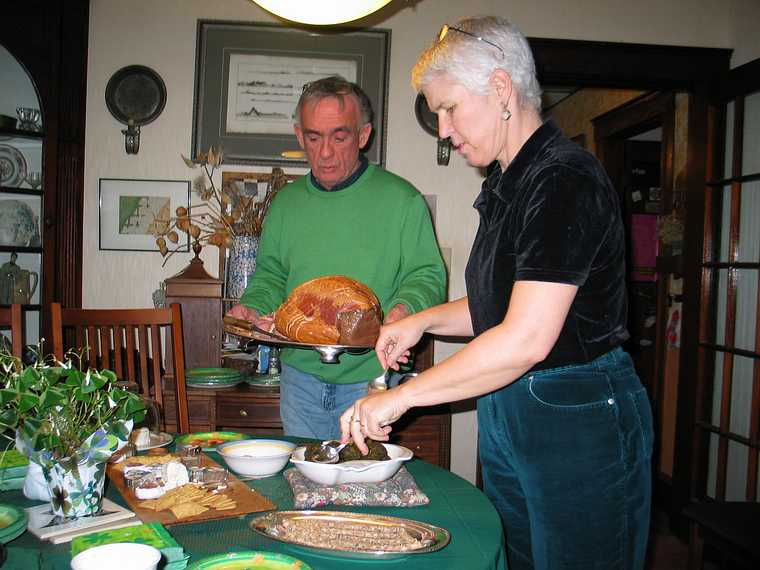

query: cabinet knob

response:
[211,334,216,340]
[239,409,248,417]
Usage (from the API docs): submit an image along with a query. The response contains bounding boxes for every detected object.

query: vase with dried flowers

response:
[152,147,287,298]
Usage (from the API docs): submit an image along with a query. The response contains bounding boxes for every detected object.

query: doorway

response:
[592,92,679,508]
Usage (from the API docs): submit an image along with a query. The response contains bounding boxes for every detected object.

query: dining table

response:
[1,437,506,569]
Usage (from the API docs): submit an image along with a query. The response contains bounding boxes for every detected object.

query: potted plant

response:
[0,347,146,518]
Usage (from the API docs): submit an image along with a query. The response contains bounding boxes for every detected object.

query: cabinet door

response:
[166,296,222,370]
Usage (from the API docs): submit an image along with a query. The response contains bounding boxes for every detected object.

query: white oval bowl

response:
[71,543,162,570]
[290,443,413,485]
[218,439,296,478]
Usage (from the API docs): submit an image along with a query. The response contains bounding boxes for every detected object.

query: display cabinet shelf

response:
[0,187,43,196]
[0,246,42,254]
[0,128,44,140]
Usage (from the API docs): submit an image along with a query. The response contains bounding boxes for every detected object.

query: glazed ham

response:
[274,275,382,346]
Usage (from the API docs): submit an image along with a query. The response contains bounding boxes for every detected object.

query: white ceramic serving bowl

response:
[70,543,162,570]
[217,439,296,478]
[290,443,413,485]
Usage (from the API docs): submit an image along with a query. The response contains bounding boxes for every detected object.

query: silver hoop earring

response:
[501,105,511,121]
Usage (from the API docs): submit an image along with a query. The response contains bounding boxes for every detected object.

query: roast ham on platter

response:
[274,275,382,346]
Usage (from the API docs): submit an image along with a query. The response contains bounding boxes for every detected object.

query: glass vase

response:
[226,235,259,299]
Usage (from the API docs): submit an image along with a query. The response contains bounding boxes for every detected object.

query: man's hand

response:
[226,304,275,332]
[384,303,410,325]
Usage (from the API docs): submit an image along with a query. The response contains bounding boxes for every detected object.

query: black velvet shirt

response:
[465,120,629,371]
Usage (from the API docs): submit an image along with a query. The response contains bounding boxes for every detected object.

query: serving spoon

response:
[311,440,349,464]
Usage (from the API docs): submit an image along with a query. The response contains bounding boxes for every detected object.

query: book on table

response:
[25,498,138,542]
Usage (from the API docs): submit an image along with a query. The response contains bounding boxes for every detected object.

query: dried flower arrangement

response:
[152,146,287,263]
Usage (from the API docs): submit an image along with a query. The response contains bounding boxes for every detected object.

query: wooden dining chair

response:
[50,302,190,433]
[0,303,24,358]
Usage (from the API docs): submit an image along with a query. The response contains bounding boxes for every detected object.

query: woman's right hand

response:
[375,315,426,371]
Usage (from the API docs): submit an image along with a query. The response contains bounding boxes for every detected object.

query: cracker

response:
[170,502,209,519]
[140,499,159,511]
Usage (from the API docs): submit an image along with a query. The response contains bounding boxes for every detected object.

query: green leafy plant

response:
[0,347,146,468]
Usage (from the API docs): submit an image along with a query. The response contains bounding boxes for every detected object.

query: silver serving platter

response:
[223,317,371,364]
[249,510,450,560]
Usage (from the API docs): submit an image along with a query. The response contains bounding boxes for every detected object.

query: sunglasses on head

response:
[437,24,504,58]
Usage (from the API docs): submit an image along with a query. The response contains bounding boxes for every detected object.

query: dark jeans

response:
[478,347,653,570]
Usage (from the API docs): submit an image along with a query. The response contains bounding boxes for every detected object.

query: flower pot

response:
[22,461,51,502]
[226,235,258,299]
[43,459,107,519]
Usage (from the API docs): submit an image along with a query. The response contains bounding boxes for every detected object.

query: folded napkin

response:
[284,466,429,509]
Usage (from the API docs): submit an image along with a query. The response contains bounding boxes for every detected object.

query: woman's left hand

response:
[339,389,410,455]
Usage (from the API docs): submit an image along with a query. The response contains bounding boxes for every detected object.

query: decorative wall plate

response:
[0,144,27,187]
[105,65,167,127]
[414,92,438,137]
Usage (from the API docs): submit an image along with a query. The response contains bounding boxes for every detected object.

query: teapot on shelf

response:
[0,252,39,305]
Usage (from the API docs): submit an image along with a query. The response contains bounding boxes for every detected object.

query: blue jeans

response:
[280,364,401,440]
[478,347,653,570]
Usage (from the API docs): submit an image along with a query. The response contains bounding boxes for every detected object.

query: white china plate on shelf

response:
[0,144,27,187]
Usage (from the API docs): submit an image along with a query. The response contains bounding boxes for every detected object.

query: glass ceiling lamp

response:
[251,0,393,25]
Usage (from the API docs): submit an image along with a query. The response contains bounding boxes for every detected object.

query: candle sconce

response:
[105,65,166,155]
[414,92,450,166]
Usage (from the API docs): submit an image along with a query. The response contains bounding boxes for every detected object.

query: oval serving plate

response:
[0,144,27,187]
[188,550,312,570]
[250,511,450,560]
[223,317,371,365]
[176,431,247,451]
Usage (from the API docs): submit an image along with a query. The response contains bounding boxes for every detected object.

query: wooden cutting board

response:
[107,453,276,526]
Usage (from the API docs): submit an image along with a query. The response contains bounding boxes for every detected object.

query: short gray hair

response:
[294,75,374,126]
[412,16,542,114]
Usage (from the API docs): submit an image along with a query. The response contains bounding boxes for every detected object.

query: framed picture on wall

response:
[192,20,391,167]
[98,178,190,252]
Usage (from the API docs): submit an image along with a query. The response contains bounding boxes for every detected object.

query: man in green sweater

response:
[227,76,446,440]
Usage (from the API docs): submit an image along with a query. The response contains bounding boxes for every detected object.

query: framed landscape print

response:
[192,20,391,166]
[98,178,190,252]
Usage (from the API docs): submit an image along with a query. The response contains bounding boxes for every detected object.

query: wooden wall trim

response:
[529,37,732,90]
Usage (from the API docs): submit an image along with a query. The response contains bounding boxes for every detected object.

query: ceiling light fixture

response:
[251,0,393,26]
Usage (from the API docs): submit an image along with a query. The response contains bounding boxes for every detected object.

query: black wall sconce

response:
[105,65,167,154]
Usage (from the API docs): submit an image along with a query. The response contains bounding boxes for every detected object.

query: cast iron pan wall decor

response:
[105,65,167,154]
[414,92,450,166]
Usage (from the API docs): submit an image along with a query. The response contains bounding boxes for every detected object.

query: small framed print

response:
[98,178,190,252]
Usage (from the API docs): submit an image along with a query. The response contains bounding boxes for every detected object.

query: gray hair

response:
[412,16,542,114]
[294,75,374,126]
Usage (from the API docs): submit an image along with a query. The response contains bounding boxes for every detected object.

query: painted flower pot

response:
[43,459,107,519]
[226,235,258,299]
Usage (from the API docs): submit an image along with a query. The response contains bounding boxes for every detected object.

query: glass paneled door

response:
[696,59,760,501]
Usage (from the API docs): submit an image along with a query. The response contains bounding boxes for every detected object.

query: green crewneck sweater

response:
[239,163,446,384]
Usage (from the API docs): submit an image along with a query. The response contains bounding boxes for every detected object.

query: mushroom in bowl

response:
[290,442,413,485]
[217,439,296,478]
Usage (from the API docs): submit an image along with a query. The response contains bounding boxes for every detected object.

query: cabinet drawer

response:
[216,396,282,429]
[391,405,451,469]
[163,392,214,433]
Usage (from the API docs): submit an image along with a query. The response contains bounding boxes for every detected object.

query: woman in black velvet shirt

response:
[340,15,653,570]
